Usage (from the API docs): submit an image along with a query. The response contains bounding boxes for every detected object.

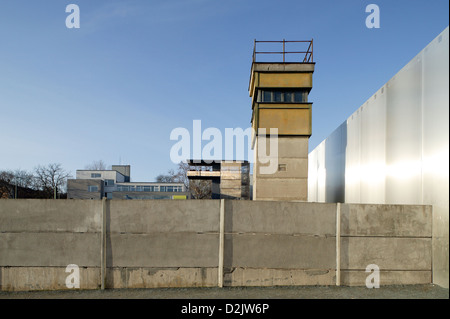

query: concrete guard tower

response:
[249,40,315,201]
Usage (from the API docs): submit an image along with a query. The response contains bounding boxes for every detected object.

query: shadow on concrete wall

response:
[325,122,347,203]
[223,201,234,286]
[105,200,114,288]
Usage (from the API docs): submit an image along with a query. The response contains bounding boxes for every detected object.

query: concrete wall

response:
[0,200,102,291]
[308,27,449,288]
[253,136,309,201]
[0,199,432,291]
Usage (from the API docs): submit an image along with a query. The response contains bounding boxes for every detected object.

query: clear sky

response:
[0,0,448,182]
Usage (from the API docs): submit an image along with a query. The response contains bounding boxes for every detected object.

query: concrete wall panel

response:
[109,200,219,233]
[0,199,101,232]
[225,234,335,269]
[340,204,432,237]
[0,233,100,267]
[0,267,100,291]
[108,233,219,268]
[341,237,432,270]
[227,201,336,235]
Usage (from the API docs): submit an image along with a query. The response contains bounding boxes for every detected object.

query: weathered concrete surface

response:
[0,199,101,232]
[224,202,336,273]
[0,233,101,267]
[251,62,315,73]
[253,178,308,201]
[107,200,220,268]
[340,237,432,270]
[109,200,220,233]
[256,158,308,178]
[108,233,219,267]
[340,204,432,237]
[0,267,218,291]
[226,201,336,235]
[432,203,449,288]
[0,199,434,291]
[252,128,310,201]
[338,203,432,286]
[0,267,100,291]
[225,234,335,269]
[341,270,431,286]
[225,268,335,286]
[106,267,218,288]
[1,284,447,299]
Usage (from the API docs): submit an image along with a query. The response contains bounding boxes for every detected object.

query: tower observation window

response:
[259,90,308,103]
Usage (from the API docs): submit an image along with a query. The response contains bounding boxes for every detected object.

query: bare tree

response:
[34,163,71,199]
[84,160,107,170]
[0,169,36,198]
[156,174,175,183]
[13,169,35,188]
[0,170,14,198]
[189,179,212,199]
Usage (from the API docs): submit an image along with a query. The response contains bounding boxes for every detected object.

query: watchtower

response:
[249,39,315,201]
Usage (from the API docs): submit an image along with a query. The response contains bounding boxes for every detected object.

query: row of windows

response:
[258,90,308,103]
[116,185,184,193]
[88,185,184,193]
[90,174,115,186]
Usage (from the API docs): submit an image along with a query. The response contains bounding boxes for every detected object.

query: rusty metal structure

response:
[252,39,313,63]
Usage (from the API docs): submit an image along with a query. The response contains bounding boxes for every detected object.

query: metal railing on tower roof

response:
[252,39,313,63]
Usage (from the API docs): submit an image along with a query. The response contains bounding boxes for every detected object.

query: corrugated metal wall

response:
[308,27,449,287]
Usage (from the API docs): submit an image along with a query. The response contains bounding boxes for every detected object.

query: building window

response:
[273,91,282,102]
[105,179,115,186]
[88,186,98,192]
[106,193,113,199]
[91,173,101,178]
[259,90,308,103]
[117,185,129,192]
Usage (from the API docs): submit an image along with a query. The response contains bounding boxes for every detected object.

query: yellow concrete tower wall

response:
[250,63,315,201]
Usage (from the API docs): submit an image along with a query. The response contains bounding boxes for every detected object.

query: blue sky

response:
[0,0,448,182]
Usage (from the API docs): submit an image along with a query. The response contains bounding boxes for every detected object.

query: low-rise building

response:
[186,160,250,200]
[67,165,188,200]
